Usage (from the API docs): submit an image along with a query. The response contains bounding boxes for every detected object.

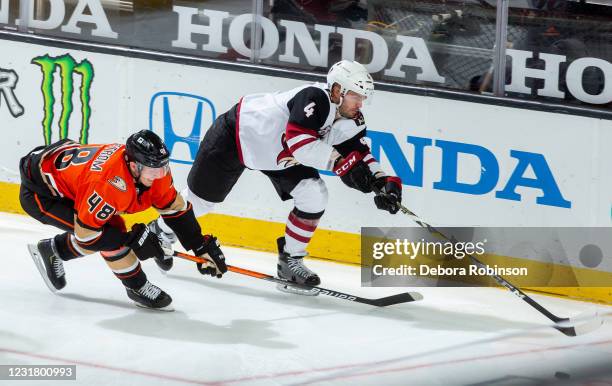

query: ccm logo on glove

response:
[334,152,361,176]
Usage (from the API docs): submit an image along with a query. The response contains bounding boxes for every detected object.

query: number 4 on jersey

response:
[304,102,316,118]
[87,191,116,221]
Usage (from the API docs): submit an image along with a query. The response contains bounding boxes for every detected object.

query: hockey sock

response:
[53,232,84,261]
[284,208,323,257]
[102,249,147,289]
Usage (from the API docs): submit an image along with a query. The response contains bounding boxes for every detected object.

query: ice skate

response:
[276,237,320,296]
[125,280,174,311]
[27,238,66,293]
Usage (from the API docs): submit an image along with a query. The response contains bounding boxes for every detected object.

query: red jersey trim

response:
[286,122,319,140]
[235,97,245,165]
[288,137,317,154]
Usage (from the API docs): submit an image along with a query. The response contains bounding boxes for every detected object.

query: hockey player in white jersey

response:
[150,60,402,294]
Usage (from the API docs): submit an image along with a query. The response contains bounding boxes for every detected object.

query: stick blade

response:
[371,291,423,307]
[554,311,603,337]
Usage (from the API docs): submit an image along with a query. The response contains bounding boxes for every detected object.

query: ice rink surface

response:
[1,212,611,386]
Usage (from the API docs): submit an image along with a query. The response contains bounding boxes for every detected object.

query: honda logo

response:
[149,92,216,165]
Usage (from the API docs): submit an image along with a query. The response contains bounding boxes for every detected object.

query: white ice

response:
[0,212,611,386]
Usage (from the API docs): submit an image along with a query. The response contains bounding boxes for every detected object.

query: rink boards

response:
[0,37,610,303]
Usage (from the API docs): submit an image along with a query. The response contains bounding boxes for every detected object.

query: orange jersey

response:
[39,141,177,229]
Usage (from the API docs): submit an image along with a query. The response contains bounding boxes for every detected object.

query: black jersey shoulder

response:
[334,128,369,157]
[287,86,332,132]
[352,111,365,127]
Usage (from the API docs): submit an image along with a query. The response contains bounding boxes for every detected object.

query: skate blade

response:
[154,254,174,275]
[27,243,58,294]
[276,283,319,296]
[156,264,169,275]
[133,302,175,312]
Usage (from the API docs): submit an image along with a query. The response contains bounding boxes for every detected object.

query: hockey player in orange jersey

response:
[19,130,227,311]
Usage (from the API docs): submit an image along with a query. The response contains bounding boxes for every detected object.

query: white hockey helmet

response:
[327,60,374,100]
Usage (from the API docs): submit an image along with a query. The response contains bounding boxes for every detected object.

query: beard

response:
[338,107,357,119]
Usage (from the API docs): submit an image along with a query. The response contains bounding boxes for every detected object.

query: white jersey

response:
[235,82,384,176]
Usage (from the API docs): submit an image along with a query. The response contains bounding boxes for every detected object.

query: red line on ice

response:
[0,347,220,385]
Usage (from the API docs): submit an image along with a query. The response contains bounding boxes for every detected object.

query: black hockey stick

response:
[376,191,602,336]
[173,251,422,307]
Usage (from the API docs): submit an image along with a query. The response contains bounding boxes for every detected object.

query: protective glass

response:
[139,164,169,179]
[344,91,372,105]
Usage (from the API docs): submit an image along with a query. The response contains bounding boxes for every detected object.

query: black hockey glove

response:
[334,151,374,193]
[126,223,165,261]
[194,235,228,278]
[373,176,402,214]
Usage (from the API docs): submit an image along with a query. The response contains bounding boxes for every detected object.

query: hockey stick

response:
[376,191,602,336]
[173,251,423,307]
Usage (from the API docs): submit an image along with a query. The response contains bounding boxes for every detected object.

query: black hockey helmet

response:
[125,130,170,168]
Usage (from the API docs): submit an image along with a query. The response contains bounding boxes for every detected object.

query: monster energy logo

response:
[32,54,94,145]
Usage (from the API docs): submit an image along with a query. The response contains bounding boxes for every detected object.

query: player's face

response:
[339,91,366,118]
[129,162,169,187]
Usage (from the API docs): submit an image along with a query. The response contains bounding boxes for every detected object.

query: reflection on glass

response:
[506,0,612,108]
[0,0,24,29]
[1,0,610,109]
[259,1,499,93]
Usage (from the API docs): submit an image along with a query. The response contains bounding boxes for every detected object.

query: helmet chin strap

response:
[331,85,353,119]
[127,159,143,181]
[334,88,347,118]
[134,162,143,179]
[132,163,151,193]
